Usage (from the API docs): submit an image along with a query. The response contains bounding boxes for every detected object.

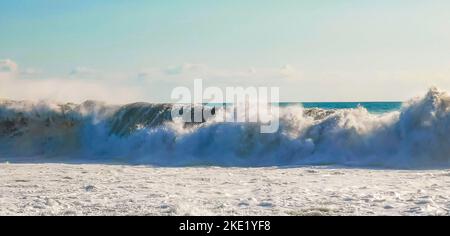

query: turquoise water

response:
[298,102,402,114]
[278,102,402,114]
[210,102,402,114]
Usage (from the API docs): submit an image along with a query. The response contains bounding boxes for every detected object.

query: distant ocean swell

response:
[1,88,450,168]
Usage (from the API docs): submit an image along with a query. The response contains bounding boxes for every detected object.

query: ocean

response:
[289,102,402,114]
[211,102,402,114]
[1,88,449,168]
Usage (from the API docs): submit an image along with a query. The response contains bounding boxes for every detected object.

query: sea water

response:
[1,88,449,168]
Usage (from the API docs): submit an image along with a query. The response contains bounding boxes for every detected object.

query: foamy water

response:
[1,88,450,168]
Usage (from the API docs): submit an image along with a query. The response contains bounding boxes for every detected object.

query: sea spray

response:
[1,88,450,168]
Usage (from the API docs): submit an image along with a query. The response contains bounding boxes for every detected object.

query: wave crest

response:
[1,88,450,168]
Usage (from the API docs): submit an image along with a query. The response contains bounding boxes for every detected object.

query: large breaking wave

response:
[1,88,450,168]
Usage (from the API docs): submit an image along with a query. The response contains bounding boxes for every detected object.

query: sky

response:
[1,0,450,103]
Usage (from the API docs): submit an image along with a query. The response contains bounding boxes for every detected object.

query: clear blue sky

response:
[1,0,449,102]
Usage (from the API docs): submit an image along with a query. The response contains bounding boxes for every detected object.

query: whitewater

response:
[1,87,450,168]
[2,88,450,216]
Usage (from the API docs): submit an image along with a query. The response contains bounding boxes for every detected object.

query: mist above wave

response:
[1,88,450,168]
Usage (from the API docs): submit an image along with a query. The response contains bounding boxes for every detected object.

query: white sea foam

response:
[1,88,450,168]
